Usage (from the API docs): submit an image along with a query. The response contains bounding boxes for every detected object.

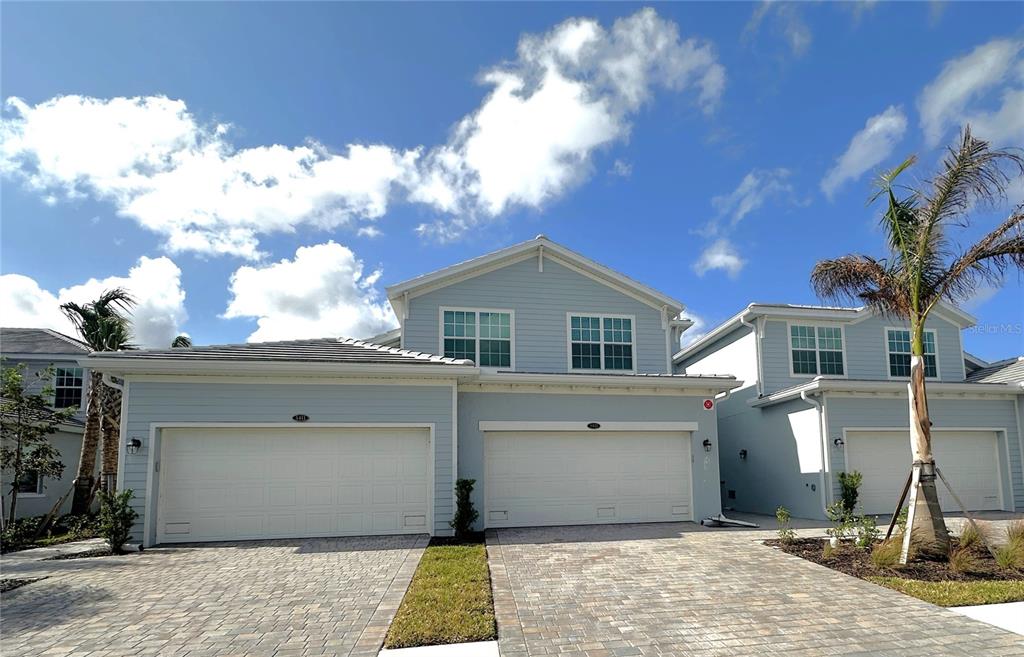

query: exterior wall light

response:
[833,437,845,448]
[126,437,142,455]
[702,438,712,452]
[739,449,748,460]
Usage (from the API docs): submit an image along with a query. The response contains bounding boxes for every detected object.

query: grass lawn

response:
[383,538,496,649]
[867,577,1024,607]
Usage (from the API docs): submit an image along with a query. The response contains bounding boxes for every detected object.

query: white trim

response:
[458,383,717,396]
[115,380,130,492]
[884,326,940,380]
[473,371,738,391]
[566,312,638,374]
[1016,395,1024,512]
[839,426,1010,512]
[122,374,460,386]
[750,378,1017,407]
[785,321,849,380]
[958,329,968,381]
[81,358,478,378]
[145,422,437,548]
[438,306,515,371]
[451,383,459,497]
[820,392,833,509]
[479,421,699,432]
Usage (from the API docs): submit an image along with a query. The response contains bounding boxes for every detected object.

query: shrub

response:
[1,516,41,550]
[870,539,902,568]
[449,478,479,539]
[776,506,796,544]
[1007,520,1024,545]
[895,506,909,535]
[993,542,1024,572]
[957,522,983,551]
[822,542,836,559]
[838,471,863,514]
[854,515,880,549]
[63,514,99,540]
[825,501,853,542]
[97,489,138,554]
[949,547,981,574]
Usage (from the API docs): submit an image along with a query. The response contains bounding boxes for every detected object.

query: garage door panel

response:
[485,431,692,528]
[157,427,430,543]
[846,430,1002,515]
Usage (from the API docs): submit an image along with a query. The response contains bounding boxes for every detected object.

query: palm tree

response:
[811,127,1023,557]
[61,288,135,513]
[171,335,193,348]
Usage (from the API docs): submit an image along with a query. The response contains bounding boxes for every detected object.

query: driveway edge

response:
[485,529,528,657]
[351,534,429,657]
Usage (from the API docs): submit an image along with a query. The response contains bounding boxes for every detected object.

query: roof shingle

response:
[1,328,90,355]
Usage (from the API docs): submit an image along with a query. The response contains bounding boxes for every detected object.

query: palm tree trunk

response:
[100,382,122,491]
[71,371,103,514]
[907,330,950,558]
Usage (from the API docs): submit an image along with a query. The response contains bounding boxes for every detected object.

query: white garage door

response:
[484,431,692,528]
[157,427,430,543]
[845,430,1003,515]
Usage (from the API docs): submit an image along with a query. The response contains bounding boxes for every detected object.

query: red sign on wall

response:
[703,399,714,410]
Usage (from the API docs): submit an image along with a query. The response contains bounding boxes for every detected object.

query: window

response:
[54,367,84,409]
[789,325,845,376]
[887,329,938,378]
[16,470,42,495]
[442,309,512,367]
[569,314,634,371]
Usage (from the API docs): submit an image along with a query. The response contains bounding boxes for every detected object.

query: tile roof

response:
[1,328,90,355]
[91,337,474,366]
[965,357,1024,385]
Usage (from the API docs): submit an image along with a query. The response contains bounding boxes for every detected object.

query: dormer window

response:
[789,324,845,376]
[441,308,513,368]
[568,314,635,372]
[887,328,938,378]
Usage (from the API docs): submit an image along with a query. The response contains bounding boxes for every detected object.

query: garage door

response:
[484,431,692,528]
[845,430,1003,515]
[157,427,430,543]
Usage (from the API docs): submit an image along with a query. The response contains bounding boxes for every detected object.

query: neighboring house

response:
[675,304,1024,520]
[1,327,91,519]
[82,236,737,547]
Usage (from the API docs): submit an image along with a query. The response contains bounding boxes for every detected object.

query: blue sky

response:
[1,2,1021,360]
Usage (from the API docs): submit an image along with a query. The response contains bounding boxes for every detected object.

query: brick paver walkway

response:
[1,534,426,657]
[488,523,1024,657]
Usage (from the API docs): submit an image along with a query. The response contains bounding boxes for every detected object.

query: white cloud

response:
[1,10,725,251]
[609,159,633,177]
[821,105,907,200]
[693,239,745,278]
[0,256,187,348]
[918,38,1024,147]
[357,226,383,238]
[223,241,396,343]
[679,313,708,348]
[702,168,795,237]
[744,2,812,57]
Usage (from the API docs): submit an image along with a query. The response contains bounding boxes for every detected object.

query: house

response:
[1,327,91,519]
[81,236,737,547]
[674,304,1024,520]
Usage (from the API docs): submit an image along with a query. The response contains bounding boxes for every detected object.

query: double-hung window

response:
[54,367,84,409]
[789,325,845,376]
[569,314,634,371]
[887,328,938,378]
[441,309,512,368]
[16,470,43,495]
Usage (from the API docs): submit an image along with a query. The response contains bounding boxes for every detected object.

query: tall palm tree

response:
[811,127,1024,557]
[171,335,193,348]
[61,288,135,513]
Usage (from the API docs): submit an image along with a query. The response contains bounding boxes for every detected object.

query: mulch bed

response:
[42,548,116,561]
[1,577,44,592]
[766,538,1024,582]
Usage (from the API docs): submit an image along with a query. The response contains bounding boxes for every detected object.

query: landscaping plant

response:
[811,127,1024,558]
[870,539,902,568]
[948,547,981,574]
[449,478,479,540]
[838,471,863,514]
[854,515,880,549]
[97,489,138,553]
[825,501,853,543]
[775,506,796,544]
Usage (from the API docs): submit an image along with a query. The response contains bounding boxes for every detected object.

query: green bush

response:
[97,489,138,554]
[895,506,909,535]
[449,478,479,539]
[1,516,42,550]
[993,541,1024,572]
[838,471,862,514]
[775,506,796,544]
[825,501,853,542]
[1007,520,1024,545]
[854,515,880,549]
[63,514,100,540]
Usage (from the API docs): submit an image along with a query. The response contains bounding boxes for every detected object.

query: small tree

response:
[1,364,75,521]
[838,471,863,514]
[97,488,137,553]
[449,478,479,539]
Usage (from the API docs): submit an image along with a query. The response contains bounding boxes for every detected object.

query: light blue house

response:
[83,237,736,546]
[674,303,1024,520]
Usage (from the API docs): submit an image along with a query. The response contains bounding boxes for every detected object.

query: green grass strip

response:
[867,577,1024,607]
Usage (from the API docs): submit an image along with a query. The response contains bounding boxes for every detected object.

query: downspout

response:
[739,310,763,397]
[801,387,829,514]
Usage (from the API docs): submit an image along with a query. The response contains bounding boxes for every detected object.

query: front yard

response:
[384,536,497,649]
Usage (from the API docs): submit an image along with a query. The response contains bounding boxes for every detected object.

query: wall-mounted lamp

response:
[739,449,748,460]
[126,437,142,455]
[833,437,845,448]
[702,438,713,452]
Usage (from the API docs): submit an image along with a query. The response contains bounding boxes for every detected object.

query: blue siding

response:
[457,392,722,526]
[121,382,454,544]
[403,256,670,374]
[824,395,1023,512]
[761,314,966,394]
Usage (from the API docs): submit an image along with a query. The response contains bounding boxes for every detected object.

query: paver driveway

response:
[1,534,426,657]
[488,523,1024,657]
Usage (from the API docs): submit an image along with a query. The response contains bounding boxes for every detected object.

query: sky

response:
[1,2,1022,361]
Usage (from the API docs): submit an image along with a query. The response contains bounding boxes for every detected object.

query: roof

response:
[966,357,1024,385]
[386,235,684,317]
[673,301,977,363]
[1,328,89,356]
[366,328,401,348]
[750,377,1020,407]
[88,337,474,366]
[962,351,990,371]
[0,397,86,429]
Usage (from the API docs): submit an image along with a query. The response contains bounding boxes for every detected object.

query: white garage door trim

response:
[483,425,695,528]
[144,422,434,547]
[841,426,1010,514]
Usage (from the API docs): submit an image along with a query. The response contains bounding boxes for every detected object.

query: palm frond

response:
[810,255,910,317]
[932,208,1024,309]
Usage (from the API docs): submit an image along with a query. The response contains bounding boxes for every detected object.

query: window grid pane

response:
[54,367,84,409]
[791,325,816,349]
[571,342,601,369]
[887,329,936,377]
[792,349,818,375]
[603,317,632,344]
[604,344,633,370]
[819,350,844,375]
[443,338,475,361]
[479,339,511,368]
[443,311,475,338]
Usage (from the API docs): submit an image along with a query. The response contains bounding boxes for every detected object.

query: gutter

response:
[473,371,740,393]
[739,309,764,397]
[801,389,830,514]
[751,378,1019,407]
[78,357,480,380]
